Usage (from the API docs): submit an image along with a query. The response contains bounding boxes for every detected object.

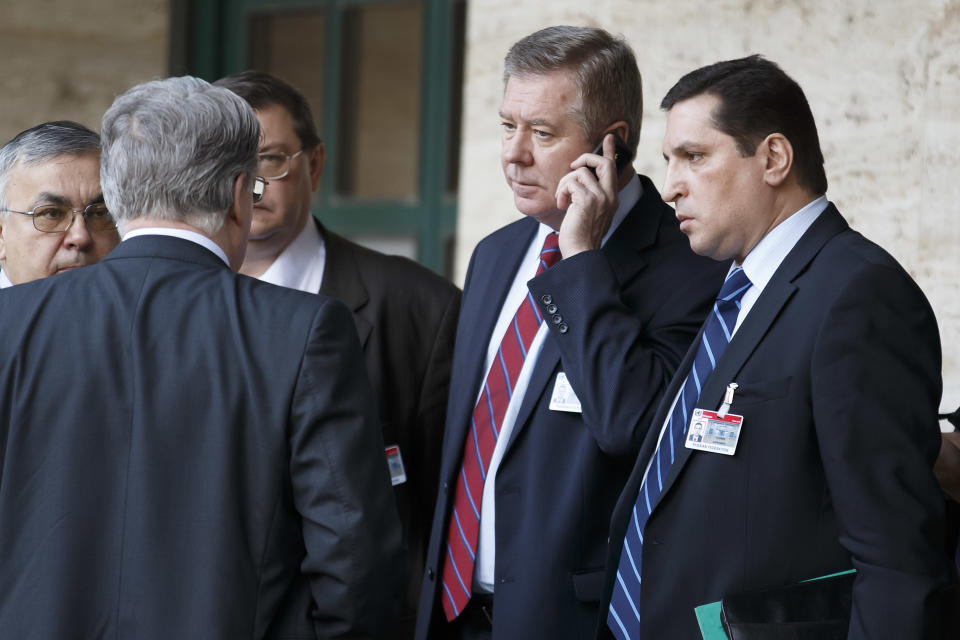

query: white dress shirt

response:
[0,270,12,289]
[257,219,326,293]
[122,227,231,267]
[635,196,829,497]
[474,174,643,592]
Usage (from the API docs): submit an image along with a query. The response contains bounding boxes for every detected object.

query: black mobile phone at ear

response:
[589,134,634,177]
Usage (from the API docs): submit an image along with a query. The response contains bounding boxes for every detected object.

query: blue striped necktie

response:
[607,267,752,640]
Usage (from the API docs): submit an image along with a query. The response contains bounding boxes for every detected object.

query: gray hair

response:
[503,26,644,155]
[100,76,260,235]
[0,121,100,212]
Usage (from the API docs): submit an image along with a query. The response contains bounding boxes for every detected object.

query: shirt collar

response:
[738,195,829,292]
[258,218,326,293]
[121,227,230,267]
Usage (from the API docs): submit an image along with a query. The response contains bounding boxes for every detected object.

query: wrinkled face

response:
[661,94,771,263]
[0,152,119,285]
[249,103,323,253]
[500,71,593,228]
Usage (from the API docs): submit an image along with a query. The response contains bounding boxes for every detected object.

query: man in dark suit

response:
[415,26,726,639]
[0,76,403,638]
[603,55,952,639]
[215,72,460,636]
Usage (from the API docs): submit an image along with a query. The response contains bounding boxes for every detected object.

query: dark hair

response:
[215,70,322,150]
[503,26,643,155]
[660,55,827,195]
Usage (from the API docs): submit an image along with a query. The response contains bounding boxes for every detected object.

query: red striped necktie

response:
[440,231,562,620]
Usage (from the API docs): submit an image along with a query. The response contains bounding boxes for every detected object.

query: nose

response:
[661,160,684,203]
[502,131,532,166]
[63,213,94,250]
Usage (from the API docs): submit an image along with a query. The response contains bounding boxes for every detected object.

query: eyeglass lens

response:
[257,154,291,180]
[32,204,116,233]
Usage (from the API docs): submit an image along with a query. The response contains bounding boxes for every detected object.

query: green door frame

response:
[188,0,461,275]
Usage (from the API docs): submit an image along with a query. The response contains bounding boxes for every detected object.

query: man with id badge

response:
[602,56,954,640]
[416,26,726,640]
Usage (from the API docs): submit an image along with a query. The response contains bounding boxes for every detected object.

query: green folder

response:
[693,569,857,639]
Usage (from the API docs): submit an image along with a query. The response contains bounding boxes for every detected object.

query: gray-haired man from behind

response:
[0,76,404,639]
[0,121,120,287]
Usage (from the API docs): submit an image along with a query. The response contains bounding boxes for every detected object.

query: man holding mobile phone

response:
[415,25,727,639]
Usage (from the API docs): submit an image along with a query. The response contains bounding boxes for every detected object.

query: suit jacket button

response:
[427,568,435,580]
[552,314,563,324]
[558,323,569,334]
[541,294,553,305]
[546,304,558,314]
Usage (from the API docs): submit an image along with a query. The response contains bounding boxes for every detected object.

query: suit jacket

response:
[0,236,404,639]
[317,223,461,635]
[415,175,728,639]
[600,204,951,639]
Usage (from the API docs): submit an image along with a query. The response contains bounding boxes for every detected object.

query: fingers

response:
[555,166,607,211]
[568,133,618,191]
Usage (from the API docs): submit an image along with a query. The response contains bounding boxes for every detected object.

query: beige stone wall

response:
[457,0,960,412]
[0,0,168,142]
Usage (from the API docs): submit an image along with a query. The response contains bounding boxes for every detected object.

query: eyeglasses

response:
[1,203,116,233]
[252,176,268,203]
[257,149,304,180]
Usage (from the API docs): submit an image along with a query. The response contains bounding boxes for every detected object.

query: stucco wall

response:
[456,0,960,413]
[0,0,168,142]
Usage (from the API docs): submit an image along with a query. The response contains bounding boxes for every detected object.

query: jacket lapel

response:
[649,204,849,512]
[440,219,539,479]
[316,223,373,348]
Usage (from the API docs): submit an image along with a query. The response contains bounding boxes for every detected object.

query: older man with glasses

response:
[0,121,120,287]
[0,76,403,639]
[216,70,461,638]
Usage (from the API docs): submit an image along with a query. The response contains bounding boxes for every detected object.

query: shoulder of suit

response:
[324,227,460,297]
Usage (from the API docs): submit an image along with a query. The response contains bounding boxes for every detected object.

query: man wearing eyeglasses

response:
[0,121,120,287]
[216,70,461,638]
[0,77,404,639]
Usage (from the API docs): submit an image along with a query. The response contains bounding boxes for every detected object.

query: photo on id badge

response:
[685,407,743,456]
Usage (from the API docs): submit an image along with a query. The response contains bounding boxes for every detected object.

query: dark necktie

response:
[607,267,752,639]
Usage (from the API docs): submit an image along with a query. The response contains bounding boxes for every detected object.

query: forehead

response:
[663,94,728,149]
[6,152,101,202]
[254,103,299,146]
[500,71,580,122]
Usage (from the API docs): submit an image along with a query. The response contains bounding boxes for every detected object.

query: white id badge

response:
[684,408,743,456]
[385,445,407,485]
[549,372,582,413]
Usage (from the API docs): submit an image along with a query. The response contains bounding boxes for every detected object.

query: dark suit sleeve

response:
[289,297,405,638]
[527,249,720,456]
[811,264,947,639]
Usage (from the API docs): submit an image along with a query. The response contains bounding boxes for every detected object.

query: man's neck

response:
[240,217,312,278]
[239,248,277,278]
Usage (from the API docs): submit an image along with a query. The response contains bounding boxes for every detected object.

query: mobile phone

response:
[589,134,634,177]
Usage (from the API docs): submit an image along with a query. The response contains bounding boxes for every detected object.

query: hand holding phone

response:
[588,134,634,177]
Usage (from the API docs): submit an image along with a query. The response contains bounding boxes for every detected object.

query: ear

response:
[604,121,630,147]
[760,133,794,187]
[226,173,250,230]
[0,217,7,262]
[308,144,325,191]
[220,173,251,271]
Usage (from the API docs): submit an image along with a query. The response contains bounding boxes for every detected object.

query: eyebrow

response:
[664,142,702,158]
[32,191,105,207]
[498,111,554,128]
[258,143,291,154]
